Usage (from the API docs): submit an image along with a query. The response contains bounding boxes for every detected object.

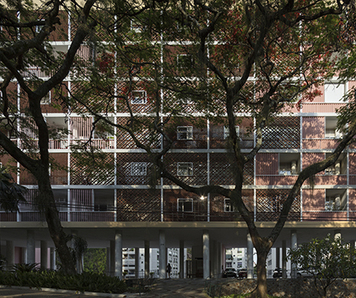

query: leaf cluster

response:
[0,167,27,212]
[0,270,127,293]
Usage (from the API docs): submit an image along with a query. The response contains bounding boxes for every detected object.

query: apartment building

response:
[0,4,355,280]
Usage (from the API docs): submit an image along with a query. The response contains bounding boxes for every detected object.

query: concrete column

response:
[203,230,210,279]
[159,230,166,279]
[110,240,115,276]
[291,231,297,279]
[105,247,110,275]
[218,242,222,277]
[247,233,253,279]
[50,247,56,270]
[282,240,287,278]
[26,230,35,264]
[144,240,150,278]
[114,230,123,279]
[71,230,81,273]
[179,240,184,278]
[276,247,280,269]
[6,241,14,269]
[135,247,139,278]
[40,241,48,270]
[210,240,218,278]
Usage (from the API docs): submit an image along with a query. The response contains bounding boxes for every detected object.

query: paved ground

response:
[0,279,210,298]
[144,278,209,297]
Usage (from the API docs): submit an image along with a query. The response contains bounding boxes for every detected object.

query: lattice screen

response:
[210,153,253,185]
[116,117,161,149]
[70,82,115,114]
[116,153,158,185]
[163,153,208,186]
[162,90,198,115]
[70,153,115,185]
[163,190,207,222]
[117,189,160,221]
[262,117,300,149]
[117,82,155,114]
[210,190,254,221]
[256,189,300,221]
[19,166,37,185]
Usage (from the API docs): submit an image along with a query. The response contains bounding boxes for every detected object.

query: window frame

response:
[177,126,193,140]
[325,190,346,211]
[224,126,240,139]
[40,91,51,105]
[35,18,45,33]
[324,82,345,103]
[131,90,147,104]
[177,162,193,176]
[224,198,234,212]
[177,198,193,212]
[130,162,148,176]
[130,19,142,32]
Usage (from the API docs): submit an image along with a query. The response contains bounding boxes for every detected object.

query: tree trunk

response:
[248,238,271,298]
[252,249,268,298]
[38,180,76,274]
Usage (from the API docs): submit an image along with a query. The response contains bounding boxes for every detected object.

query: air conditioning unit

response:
[334,162,341,175]
[334,196,341,210]
[335,130,343,139]
[291,161,297,175]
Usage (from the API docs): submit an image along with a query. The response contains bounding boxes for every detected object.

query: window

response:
[130,19,141,32]
[35,19,45,33]
[324,83,345,103]
[224,198,234,212]
[177,54,193,69]
[325,162,341,175]
[325,153,345,175]
[131,90,147,104]
[40,91,51,105]
[325,190,347,211]
[279,153,299,175]
[325,196,344,211]
[325,116,343,139]
[177,126,193,140]
[224,126,240,139]
[130,162,147,176]
[177,162,193,176]
[177,198,193,212]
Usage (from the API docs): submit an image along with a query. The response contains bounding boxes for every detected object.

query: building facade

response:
[0,5,355,280]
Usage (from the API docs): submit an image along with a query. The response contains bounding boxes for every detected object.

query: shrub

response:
[0,270,127,294]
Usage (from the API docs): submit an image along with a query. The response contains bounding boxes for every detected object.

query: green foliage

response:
[0,167,27,212]
[83,248,107,274]
[288,234,356,297]
[0,270,127,293]
[11,263,39,273]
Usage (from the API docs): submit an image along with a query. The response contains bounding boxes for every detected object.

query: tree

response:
[0,167,27,212]
[288,234,356,298]
[81,1,356,297]
[0,0,157,274]
[83,248,107,274]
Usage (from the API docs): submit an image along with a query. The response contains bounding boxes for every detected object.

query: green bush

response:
[0,270,127,294]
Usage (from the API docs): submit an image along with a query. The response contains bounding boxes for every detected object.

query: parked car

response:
[297,267,320,278]
[238,268,247,278]
[273,267,283,278]
[222,268,237,278]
